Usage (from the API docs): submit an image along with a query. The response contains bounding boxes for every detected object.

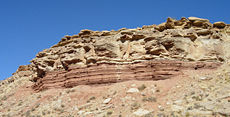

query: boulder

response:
[155,23,166,32]
[94,40,121,58]
[188,17,209,22]
[213,21,226,28]
[196,29,212,36]
[132,34,146,40]
[165,17,176,29]
[145,41,167,55]
[188,17,211,28]
[78,29,93,36]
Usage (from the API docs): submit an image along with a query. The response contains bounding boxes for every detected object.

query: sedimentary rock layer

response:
[27,17,230,80]
[32,60,221,91]
[8,17,229,91]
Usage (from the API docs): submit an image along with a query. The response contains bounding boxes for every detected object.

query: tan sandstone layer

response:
[25,17,230,92]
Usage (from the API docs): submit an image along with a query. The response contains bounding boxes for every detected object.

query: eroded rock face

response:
[2,17,230,117]
[32,60,221,91]
[8,17,230,91]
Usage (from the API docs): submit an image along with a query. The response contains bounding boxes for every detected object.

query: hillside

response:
[1,17,230,117]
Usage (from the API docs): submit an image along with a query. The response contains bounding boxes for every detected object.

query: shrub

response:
[142,97,157,102]
[89,96,96,100]
[18,100,23,106]
[2,96,7,101]
[131,102,140,110]
[138,84,146,91]
[107,110,113,115]
[66,89,75,93]
[61,104,65,108]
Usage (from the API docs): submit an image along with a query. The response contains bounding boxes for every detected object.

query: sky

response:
[0,0,229,80]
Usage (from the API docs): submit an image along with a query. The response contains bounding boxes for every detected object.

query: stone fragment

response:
[155,23,166,32]
[103,98,112,104]
[121,31,133,35]
[64,35,71,40]
[131,84,136,87]
[213,21,226,28]
[165,17,176,29]
[78,110,85,115]
[127,88,139,93]
[79,29,93,36]
[132,34,146,40]
[84,112,93,116]
[133,108,151,116]
[184,33,197,41]
[196,29,212,36]
[199,76,211,80]
[188,17,211,28]
[188,17,209,22]
[158,105,164,111]
[94,41,120,58]
[187,110,213,115]
[101,31,111,36]
[171,105,183,112]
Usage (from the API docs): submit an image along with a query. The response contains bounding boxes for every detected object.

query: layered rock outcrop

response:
[10,17,230,91]
[2,17,230,117]
[32,60,221,91]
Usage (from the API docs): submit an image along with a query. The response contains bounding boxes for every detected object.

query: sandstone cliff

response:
[16,17,230,91]
[1,17,230,117]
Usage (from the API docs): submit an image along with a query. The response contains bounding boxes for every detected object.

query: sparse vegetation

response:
[2,96,7,101]
[192,96,202,101]
[25,110,31,117]
[144,113,154,117]
[18,100,23,106]
[89,96,96,100]
[185,112,190,117]
[35,103,40,108]
[138,84,146,91]
[107,110,113,115]
[66,89,75,93]
[54,107,65,113]
[59,109,64,113]
[142,96,157,102]
[113,91,117,95]
[87,96,96,103]
[37,94,41,99]
[61,104,65,108]
[131,102,140,110]
[42,111,46,116]
[31,107,36,112]
[47,111,51,114]
[67,115,74,117]
[156,89,160,92]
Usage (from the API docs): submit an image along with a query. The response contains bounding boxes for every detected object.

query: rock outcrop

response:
[1,17,227,91]
[32,60,221,91]
[1,17,230,117]
[22,17,230,91]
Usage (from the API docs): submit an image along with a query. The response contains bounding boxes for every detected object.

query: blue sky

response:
[0,0,229,80]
